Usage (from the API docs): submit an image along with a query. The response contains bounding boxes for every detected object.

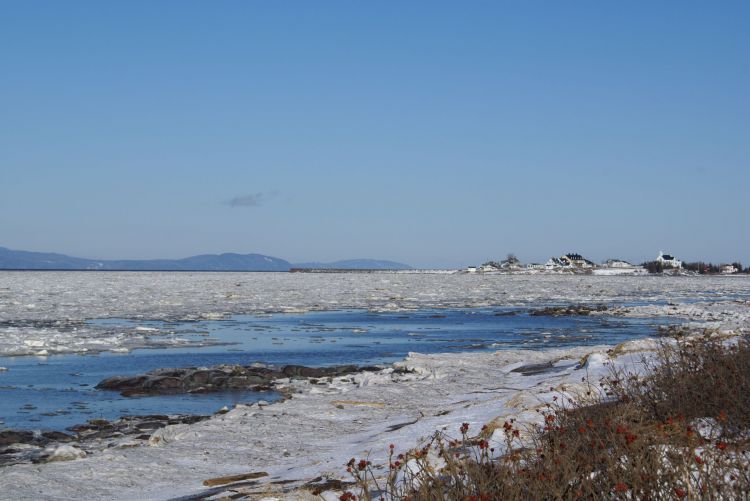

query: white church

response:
[656,251,682,269]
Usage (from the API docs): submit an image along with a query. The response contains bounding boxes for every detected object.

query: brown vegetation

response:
[341,335,750,500]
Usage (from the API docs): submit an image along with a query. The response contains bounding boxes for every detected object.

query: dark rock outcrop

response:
[529,304,608,316]
[0,430,36,448]
[96,363,380,396]
[67,414,208,441]
[0,414,208,467]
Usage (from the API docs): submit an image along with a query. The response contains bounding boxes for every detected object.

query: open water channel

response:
[0,307,678,430]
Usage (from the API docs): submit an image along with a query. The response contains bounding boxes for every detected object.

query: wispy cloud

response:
[225,191,277,208]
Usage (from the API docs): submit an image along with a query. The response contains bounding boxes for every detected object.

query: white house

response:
[722,264,739,274]
[545,257,567,270]
[560,253,596,268]
[656,251,682,269]
[604,259,633,268]
[466,266,477,273]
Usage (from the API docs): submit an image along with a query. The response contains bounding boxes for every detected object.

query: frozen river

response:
[1,271,748,357]
[1,272,748,500]
[1,307,676,430]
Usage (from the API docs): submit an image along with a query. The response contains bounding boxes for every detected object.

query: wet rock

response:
[0,430,35,447]
[188,370,211,385]
[494,310,519,316]
[0,430,76,466]
[0,443,43,467]
[41,431,74,443]
[511,361,562,376]
[134,420,167,431]
[97,363,380,396]
[0,415,209,467]
[67,414,209,443]
[280,364,359,378]
[68,418,113,432]
[359,366,384,373]
[145,376,182,391]
[170,415,205,426]
[530,304,608,316]
[657,324,691,337]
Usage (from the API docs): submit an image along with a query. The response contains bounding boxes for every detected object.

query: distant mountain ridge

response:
[292,259,412,270]
[0,247,411,271]
[0,247,291,271]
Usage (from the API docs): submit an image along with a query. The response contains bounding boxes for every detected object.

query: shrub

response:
[342,335,750,500]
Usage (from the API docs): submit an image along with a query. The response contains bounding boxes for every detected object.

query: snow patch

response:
[43,445,86,462]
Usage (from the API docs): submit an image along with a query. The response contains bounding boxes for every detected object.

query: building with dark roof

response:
[656,251,682,269]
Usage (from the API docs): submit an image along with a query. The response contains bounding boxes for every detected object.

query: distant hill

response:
[292,259,412,270]
[0,247,99,270]
[0,247,291,272]
[0,247,412,272]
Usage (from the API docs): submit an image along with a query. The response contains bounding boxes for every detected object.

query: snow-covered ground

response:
[0,343,654,500]
[0,272,749,500]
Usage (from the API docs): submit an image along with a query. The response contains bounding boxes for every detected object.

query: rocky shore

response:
[0,414,207,467]
[96,364,385,396]
[1,363,393,468]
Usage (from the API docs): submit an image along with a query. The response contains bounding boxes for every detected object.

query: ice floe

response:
[1,272,749,356]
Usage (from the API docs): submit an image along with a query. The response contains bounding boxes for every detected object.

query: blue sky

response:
[1,1,748,268]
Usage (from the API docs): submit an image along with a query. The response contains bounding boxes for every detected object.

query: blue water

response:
[0,308,677,431]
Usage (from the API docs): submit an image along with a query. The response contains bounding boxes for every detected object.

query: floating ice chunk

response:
[134,326,159,332]
[201,312,227,320]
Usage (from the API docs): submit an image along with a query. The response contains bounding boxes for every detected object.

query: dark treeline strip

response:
[641,260,748,274]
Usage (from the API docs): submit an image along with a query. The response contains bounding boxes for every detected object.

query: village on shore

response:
[466,251,746,276]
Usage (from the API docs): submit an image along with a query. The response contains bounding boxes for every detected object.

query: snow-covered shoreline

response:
[1,332,745,501]
[0,342,640,500]
[0,273,748,500]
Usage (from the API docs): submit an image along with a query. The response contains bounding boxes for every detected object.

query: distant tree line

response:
[682,261,747,274]
[481,254,521,269]
[641,260,749,274]
[641,261,667,274]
